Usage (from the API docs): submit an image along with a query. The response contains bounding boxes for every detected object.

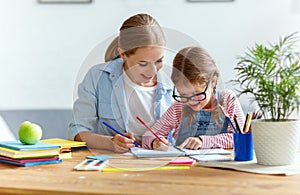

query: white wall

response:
[1,0,300,109]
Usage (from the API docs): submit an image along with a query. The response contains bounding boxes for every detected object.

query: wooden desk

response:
[0,149,299,195]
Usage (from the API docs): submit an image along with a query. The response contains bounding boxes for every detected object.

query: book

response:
[0,146,60,159]
[190,154,232,162]
[130,147,232,158]
[0,155,60,164]
[168,158,196,165]
[41,138,86,151]
[0,141,60,151]
[130,147,184,158]
[0,157,62,167]
[176,147,232,156]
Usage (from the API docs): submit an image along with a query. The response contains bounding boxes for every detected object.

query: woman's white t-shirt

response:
[123,71,156,141]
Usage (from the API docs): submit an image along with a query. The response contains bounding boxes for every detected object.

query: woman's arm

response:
[75,131,136,153]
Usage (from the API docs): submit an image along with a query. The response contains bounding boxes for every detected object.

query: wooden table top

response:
[0,149,299,195]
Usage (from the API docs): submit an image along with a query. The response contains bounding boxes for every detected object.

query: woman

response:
[68,13,173,153]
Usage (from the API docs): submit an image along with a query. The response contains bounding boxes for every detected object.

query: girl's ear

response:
[118,48,126,60]
[211,76,218,88]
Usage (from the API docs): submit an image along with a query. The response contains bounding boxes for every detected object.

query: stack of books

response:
[41,138,87,159]
[41,138,87,152]
[0,141,61,167]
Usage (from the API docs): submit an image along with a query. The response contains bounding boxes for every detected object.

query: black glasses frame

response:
[172,81,210,103]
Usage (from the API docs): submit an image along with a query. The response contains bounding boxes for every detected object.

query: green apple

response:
[18,121,43,145]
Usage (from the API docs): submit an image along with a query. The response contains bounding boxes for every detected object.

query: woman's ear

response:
[118,48,126,60]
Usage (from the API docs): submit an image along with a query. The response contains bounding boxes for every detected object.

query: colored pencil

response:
[233,114,242,133]
[218,105,238,133]
[102,121,139,147]
[136,116,169,145]
[243,112,253,133]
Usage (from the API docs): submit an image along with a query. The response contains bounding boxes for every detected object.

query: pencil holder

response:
[233,133,254,161]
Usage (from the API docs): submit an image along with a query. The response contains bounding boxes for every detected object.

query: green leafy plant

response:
[232,32,300,121]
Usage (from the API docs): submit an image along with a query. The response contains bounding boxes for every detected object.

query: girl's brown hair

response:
[171,47,221,125]
[105,13,166,62]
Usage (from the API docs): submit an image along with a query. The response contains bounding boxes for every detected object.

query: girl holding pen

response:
[142,46,245,150]
[68,14,173,153]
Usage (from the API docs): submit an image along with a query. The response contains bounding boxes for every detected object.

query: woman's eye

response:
[138,63,148,67]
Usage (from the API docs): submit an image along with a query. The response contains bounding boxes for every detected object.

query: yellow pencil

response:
[244,112,253,133]
[102,166,190,172]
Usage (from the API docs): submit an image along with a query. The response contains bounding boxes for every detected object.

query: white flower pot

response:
[251,120,300,166]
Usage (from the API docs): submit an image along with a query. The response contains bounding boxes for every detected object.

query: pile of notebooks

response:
[41,138,87,159]
[41,138,87,153]
[0,141,62,167]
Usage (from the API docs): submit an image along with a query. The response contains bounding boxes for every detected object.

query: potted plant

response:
[232,32,300,165]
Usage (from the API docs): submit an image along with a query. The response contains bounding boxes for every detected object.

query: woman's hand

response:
[179,137,202,150]
[110,133,137,153]
[152,137,170,151]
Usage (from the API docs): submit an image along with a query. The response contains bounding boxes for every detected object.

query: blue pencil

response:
[218,104,238,134]
[102,121,139,147]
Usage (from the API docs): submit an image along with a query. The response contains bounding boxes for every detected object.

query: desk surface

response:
[0,149,299,195]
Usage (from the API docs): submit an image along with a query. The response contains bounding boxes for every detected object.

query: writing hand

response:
[152,137,170,151]
[179,137,202,150]
[111,133,136,153]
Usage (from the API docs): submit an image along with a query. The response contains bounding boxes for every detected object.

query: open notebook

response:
[130,147,231,158]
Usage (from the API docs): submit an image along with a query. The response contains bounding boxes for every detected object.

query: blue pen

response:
[102,121,139,147]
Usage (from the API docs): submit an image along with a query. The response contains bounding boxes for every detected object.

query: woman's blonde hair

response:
[105,13,166,62]
[171,47,221,125]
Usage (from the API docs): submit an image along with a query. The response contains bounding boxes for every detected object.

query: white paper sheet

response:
[198,153,300,176]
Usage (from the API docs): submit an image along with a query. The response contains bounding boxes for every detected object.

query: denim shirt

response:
[68,58,173,140]
[175,92,228,146]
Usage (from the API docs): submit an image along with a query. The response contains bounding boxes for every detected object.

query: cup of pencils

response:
[233,112,255,161]
[233,133,253,161]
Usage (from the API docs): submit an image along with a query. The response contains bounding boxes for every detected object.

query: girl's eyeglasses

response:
[172,81,210,103]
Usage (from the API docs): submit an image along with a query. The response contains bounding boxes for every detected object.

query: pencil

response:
[244,112,253,133]
[136,116,169,145]
[242,112,249,133]
[102,166,190,172]
[218,105,238,134]
[102,121,139,147]
[233,114,242,133]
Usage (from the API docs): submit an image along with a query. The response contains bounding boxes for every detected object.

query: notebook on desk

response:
[176,147,232,156]
[130,147,232,158]
[130,147,184,158]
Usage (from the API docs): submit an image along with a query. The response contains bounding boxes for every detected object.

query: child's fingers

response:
[179,138,189,149]
[153,137,170,151]
[187,141,201,150]
[179,138,201,150]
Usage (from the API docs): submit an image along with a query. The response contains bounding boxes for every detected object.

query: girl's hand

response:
[179,137,202,150]
[152,137,170,151]
[110,133,136,153]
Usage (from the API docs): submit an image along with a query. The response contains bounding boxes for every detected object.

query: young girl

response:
[68,13,173,153]
[142,46,245,150]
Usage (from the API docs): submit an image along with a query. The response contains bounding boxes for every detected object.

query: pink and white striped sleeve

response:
[142,102,183,149]
[200,90,245,149]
